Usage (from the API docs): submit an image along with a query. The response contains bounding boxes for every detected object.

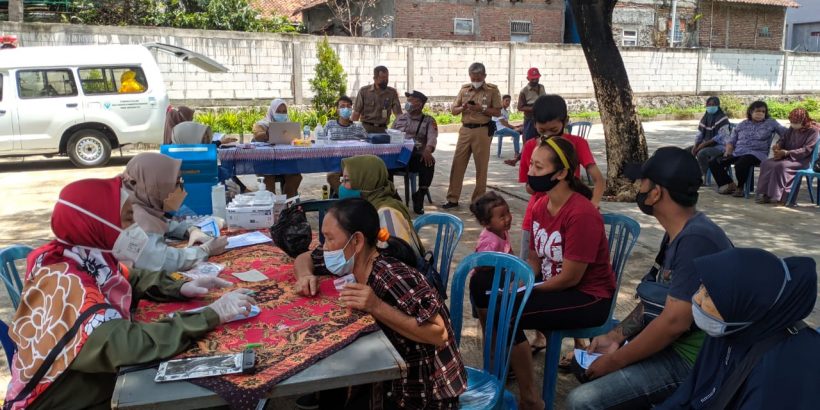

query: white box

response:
[226,204,275,230]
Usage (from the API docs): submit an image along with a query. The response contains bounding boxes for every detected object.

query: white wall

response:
[1,22,818,105]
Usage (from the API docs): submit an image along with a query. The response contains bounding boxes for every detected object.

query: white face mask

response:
[791,123,803,130]
[472,81,484,89]
[57,199,149,263]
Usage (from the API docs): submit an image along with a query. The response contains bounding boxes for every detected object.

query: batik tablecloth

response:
[218,140,415,178]
[134,242,378,409]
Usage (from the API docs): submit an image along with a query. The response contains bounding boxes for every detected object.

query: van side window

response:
[79,67,147,95]
[17,70,78,99]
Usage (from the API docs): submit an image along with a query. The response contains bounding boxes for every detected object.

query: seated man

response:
[325,96,368,196]
[391,90,438,215]
[567,147,733,410]
[493,94,522,159]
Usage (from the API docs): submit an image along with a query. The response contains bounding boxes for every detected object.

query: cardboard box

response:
[226,204,275,230]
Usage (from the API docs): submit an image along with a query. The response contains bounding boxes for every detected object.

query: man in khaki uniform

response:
[392,90,438,215]
[442,62,502,209]
[352,66,402,133]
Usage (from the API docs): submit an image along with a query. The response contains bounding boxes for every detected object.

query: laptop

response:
[266,122,301,145]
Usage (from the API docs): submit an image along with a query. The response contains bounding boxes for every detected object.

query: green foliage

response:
[309,37,348,120]
[194,106,327,134]
[764,98,820,120]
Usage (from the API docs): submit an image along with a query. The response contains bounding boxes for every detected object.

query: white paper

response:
[486,281,544,295]
[574,349,602,370]
[195,218,220,237]
[225,231,272,249]
[333,274,356,291]
[232,269,268,282]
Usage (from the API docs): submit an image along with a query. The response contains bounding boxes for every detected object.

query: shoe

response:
[412,190,426,215]
[732,189,745,198]
[295,393,319,410]
[440,201,459,209]
[755,195,771,204]
[718,183,737,195]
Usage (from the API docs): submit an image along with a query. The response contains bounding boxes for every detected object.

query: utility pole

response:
[669,0,678,47]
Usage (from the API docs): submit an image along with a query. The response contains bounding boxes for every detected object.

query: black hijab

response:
[698,96,729,142]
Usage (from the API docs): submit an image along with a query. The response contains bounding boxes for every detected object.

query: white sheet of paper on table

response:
[574,349,602,370]
[232,269,268,282]
[225,231,272,250]
[485,281,544,295]
[174,305,261,323]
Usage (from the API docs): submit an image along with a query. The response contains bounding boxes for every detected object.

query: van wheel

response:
[67,130,112,168]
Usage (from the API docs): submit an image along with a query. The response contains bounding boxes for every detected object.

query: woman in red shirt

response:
[511,137,616,410]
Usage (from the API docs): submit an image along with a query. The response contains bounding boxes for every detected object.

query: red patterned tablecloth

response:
[134,242,377,409]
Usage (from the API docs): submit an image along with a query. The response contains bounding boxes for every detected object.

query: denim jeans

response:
[494,127,521,154]
[685,145,724,176]
[565,348,692,410]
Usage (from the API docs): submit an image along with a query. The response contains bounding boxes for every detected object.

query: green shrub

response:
[309,37,347,121]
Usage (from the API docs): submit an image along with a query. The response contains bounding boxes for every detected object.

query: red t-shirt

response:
[518,133,596,183]
[529,192,615,299]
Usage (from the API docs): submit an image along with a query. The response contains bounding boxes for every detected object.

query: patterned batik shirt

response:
[367,255,467,409]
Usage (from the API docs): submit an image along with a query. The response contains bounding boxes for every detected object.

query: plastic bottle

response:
[211,183,227,219]
[314,123,325,144]
[303,125,311,140]
[255,176,274,204]
[321,184,329,200]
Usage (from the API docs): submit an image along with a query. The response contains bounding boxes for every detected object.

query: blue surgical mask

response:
[323,236,355,276]
[338,185,361,199]
[404,102,415,113]
[339,107,353,119]
[273,113,289,123]
[705,106,719,115]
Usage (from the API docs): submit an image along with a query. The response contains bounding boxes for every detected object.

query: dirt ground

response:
[0,120,817,409]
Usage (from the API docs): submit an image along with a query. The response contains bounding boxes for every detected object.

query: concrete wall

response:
[2,22,818,106]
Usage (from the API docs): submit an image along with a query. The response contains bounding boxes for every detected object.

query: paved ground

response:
[0,120,818,409]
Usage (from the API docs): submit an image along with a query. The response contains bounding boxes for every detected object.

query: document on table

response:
[226,231,272,249]
[485,281,544,295]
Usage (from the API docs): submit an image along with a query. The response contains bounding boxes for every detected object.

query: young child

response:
[468,192,514,321]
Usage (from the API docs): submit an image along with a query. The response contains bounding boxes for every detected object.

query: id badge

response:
[381,109,388,119]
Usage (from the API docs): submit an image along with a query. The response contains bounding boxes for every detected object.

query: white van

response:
[0,43,226,167]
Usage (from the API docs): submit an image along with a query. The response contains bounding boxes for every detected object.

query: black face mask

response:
[378,81,388,90]
[635,190,654,216]
[528,170,561,193]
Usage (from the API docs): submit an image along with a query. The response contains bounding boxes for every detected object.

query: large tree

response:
[569,0,648,199]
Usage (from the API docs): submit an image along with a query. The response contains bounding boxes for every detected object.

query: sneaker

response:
[732,189,745,198]
[718,183,736,195]
[295,393,319,410]
[440,201,459,209]
[412,190,426,215]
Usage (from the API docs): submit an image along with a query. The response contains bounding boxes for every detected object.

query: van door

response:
[0,72,14,151]
[143,43,229,73]
[78,66,153,135]
[15,69,83,151]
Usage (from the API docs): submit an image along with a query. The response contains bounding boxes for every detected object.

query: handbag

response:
[270,205,312,258]
[419,251,447,300]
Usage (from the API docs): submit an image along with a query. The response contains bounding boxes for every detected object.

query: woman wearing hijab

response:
[687,97,731,177]
[163,106,195,145]
[252,98,302,198]
[121,152,228,273]
[755,108,819,205]
[119,70,145,94]
[657,248,820,410]
[3,178,256,409]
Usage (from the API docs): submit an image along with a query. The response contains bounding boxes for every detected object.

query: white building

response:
[786,0,820,51]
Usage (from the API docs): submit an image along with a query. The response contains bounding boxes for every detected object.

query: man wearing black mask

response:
[567,147,733,410]
[352,66,402,133]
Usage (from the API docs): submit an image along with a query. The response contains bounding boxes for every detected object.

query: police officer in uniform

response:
[352,66,402,133]
[442,62,502,209]
[392,90,438,215]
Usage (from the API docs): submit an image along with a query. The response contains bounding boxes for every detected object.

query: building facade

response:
[785,0,819,52]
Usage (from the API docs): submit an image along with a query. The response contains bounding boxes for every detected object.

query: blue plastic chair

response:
[0,319,15,370]
[495,129,521,158]
[567,121,594,183]
[413,213,464,293]
[0,245,32,310]
[296,199,338,245]
[786,139,820,206]
[450,252,535,410]
[541,214,641,410]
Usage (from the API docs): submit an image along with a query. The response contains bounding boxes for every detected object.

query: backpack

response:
[419,251,447,300]
[270,205,311,258]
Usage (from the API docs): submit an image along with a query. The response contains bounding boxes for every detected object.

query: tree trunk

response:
[9,0,24,22]
[569,0,648,200]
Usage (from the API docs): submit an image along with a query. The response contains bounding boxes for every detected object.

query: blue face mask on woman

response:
[339,107,353,119]
[705,106,719,115]
[338,185,361,199]
[273,113,289,122]
[323,235,355,276]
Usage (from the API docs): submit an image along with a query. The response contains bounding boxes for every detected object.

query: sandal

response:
[558,350,574,372]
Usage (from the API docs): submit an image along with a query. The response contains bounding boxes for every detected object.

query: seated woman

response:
[252,98,302,198]
[687,96,730,178]
[708,101,788,197]
[657,248,820,410]
[297,198,466,409]
[119,70,145,94]
[755,108,819,205]
[3,178,255,409]
[479,137,615,410]
[121,152,228,273]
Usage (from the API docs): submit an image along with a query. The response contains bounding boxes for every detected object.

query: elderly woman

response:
[687,96,731,177]
[708,101,788,197]
[252,98,302,197]
[121,153,228,273]
[657,248,820,410]
[298,198,466,409]
[755,108,819,205]
[3,178,255,409]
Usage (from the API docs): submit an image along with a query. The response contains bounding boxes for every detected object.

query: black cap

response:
[624,147,702,196]
[405,90,428,103]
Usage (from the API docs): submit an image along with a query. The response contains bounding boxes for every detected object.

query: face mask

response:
[791,123,803,130]
[529,81,539,87]
[472,81,484,89]
[378,81,388,90]
[323,235,355,276]
[404,102,415,113]
[273,113,289,123]
[339,107,353,119]
[752,112,765,121]
[162,187,187,213]
[635,190,654,216]
[338,185,361,199]
[527,170,560,193]
[57,198,150,264]
[705,106,719,115]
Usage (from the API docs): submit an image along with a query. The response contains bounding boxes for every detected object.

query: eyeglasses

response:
[339,176,351,184]
[176,177,185,189]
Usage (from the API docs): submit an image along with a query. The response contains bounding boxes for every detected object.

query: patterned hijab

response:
[789,108,812,128]
[5,178,132,409]
[121,152,182,235]
[341,155,412,223]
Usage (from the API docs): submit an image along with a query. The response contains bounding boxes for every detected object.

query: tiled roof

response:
[253,0,318,21]
[719,0,799,7]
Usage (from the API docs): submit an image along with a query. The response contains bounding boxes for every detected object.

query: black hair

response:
[533,94,569,125]
[646,181,699,208]
[469,192,509,226]
[746,100,770,121]
[337,96,353,106]
[374,66,389,77]
[536,137,593,200]
[502,94,511,100]
[327,198,418,267]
